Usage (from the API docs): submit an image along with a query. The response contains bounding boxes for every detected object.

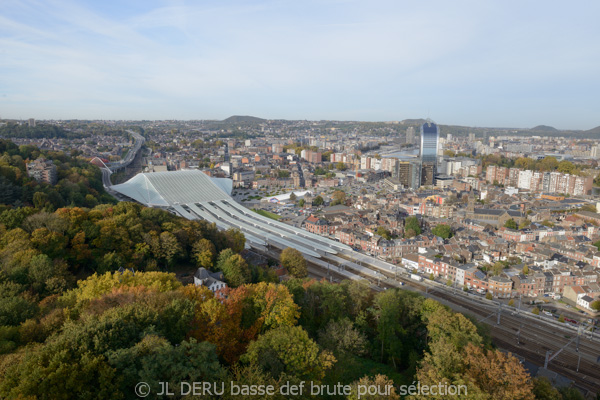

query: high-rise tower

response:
[420,121,439,186]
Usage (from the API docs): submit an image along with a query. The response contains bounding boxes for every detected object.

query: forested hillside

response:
[0,140,115,208]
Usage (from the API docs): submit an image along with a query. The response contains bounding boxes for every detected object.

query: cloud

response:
[0,0,599,128]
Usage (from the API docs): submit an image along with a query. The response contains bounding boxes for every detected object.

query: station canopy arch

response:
[111,169,232,207]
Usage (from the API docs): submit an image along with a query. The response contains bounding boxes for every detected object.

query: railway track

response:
[322,252,600,394]
[249,245,600,394]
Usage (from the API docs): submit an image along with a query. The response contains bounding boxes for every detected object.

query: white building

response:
[194,268,227,293]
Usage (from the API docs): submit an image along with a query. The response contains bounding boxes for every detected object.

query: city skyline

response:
[2,0,600,129]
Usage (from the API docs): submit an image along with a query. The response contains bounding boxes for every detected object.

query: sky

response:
[1,0,600,129]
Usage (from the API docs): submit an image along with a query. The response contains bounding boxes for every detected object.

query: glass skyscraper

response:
[420,121,439,164]
[420,121,439,185]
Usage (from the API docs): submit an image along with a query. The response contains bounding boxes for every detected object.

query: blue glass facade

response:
[420,122,439,164]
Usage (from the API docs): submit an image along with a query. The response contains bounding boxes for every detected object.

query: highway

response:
[101,130,145,188]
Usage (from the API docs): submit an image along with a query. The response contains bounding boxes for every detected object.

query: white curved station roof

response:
[113,170,351,258]
[111,169,232,206]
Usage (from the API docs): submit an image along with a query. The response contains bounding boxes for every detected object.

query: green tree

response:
[538,156,559,172]
[280,247,307,278]
[519,219,531,229]
[515,157,536,170]
[404,216,421,238]
[241,325,335,380]
[532,377,562,400]
[443,150,456,157]
[590,300,600,312]
[504,219,518,229]
[431,223,453,239]
[33,191,49,209]
[557,160,577,175]
[0,282,38,326]
[224,228,246,254]
[313,195,324,206]
[376,226,391,240]
[107,335,226,398]
[318,318,367,356]
[336,162,347,171]
[491,261,505,276]
[298,198,305,207]
[217,252,250,287]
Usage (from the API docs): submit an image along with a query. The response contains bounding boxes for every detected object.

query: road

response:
[101,129,145,188]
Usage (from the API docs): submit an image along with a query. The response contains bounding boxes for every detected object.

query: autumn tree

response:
[456,343,535,399]
[515,157,536,170]
[280,247,307,278]
[192,238,216,269]
[347,375,399,400]
[224,228,246,254]
[331,190,346,206]
[60,270,181,307]
[538,156,559,172]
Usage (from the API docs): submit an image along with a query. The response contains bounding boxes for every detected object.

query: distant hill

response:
[400,118,427,125]
[221,115,266,124]
[584,126,600,135]
[530,125,559,132]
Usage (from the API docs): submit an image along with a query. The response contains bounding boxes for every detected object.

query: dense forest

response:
[0,140,588,399]
[0,122,135,139]
[0,123,86,139]
[0,140,115,208]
